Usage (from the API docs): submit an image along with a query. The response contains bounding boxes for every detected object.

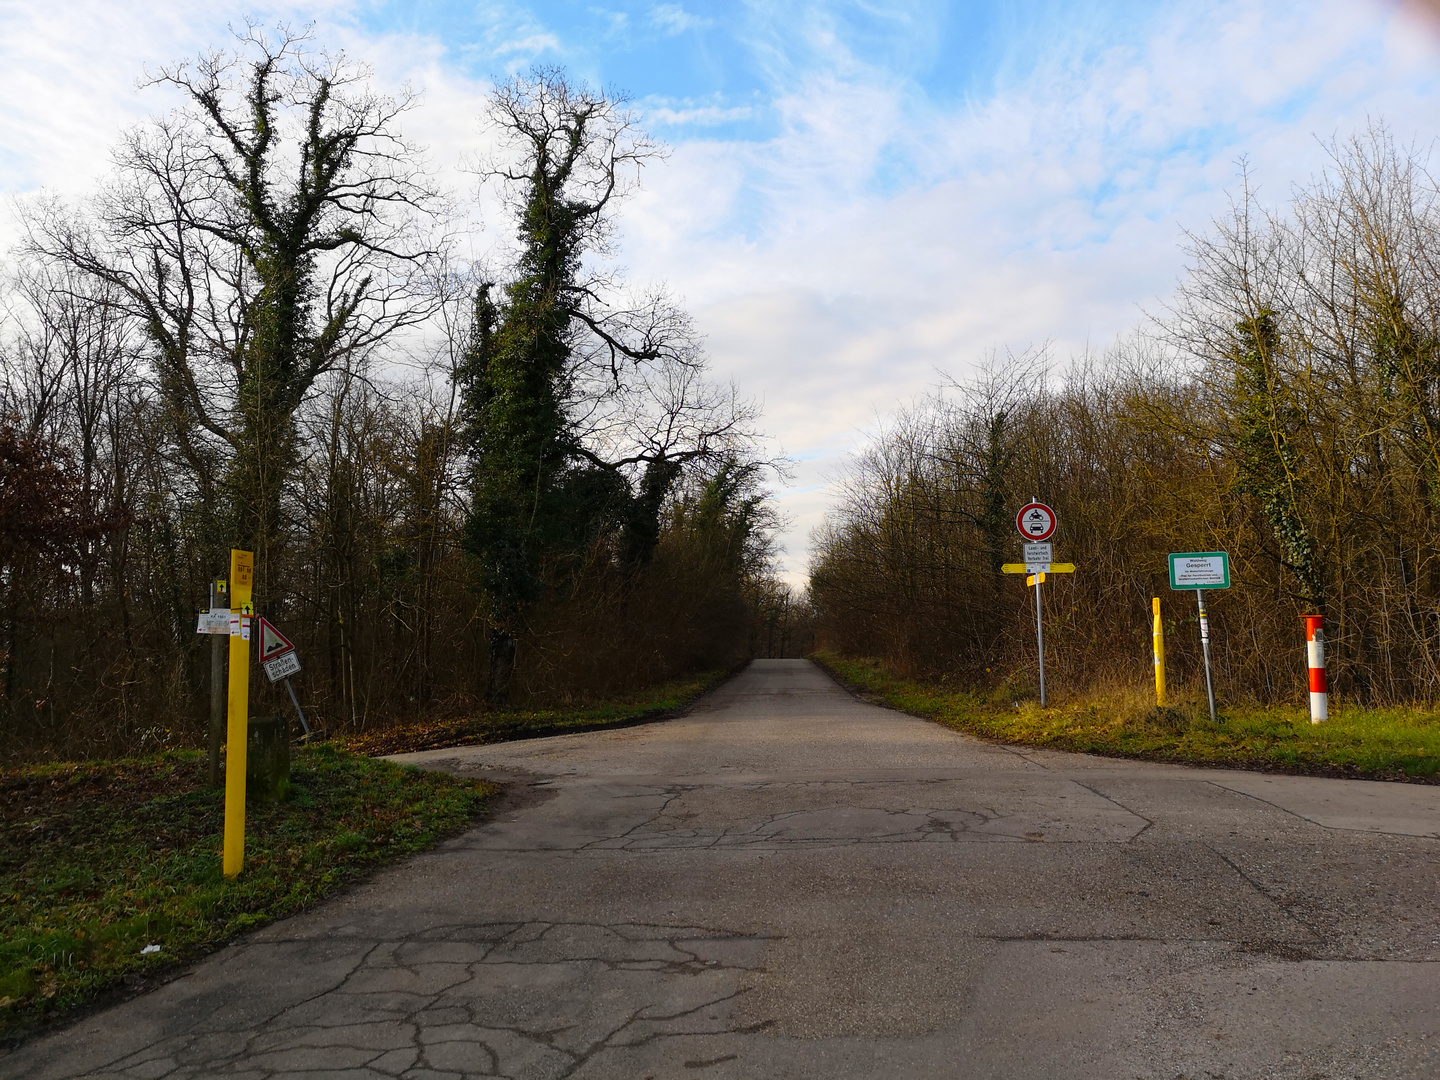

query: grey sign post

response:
[1168,552,1230,722]
[258,617,310,737]
[1017,500,1058,706]
[195,578,231,787]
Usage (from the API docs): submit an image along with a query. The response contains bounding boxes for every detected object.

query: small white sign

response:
[230,614,251,640]
[1168,551,1230,590]
[196,608,230,635]
[263,651,301,683]
[1023,542,1052,572]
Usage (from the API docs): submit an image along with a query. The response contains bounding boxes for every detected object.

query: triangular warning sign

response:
[257,617,295,662]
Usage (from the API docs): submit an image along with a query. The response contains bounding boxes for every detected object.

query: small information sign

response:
[1023,542,1053,572]
[263,651,301,683]
[196,608,230,635]
[1168,552,1230,590]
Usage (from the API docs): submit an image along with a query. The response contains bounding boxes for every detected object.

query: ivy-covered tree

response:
[25,26,441,608]
[457,71,760,703]
[1231,310,1325,610]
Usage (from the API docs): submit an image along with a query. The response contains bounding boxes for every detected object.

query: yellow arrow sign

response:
[1003,562,1076,574]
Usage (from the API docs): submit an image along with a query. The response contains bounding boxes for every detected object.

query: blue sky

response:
[4,0,1440,582]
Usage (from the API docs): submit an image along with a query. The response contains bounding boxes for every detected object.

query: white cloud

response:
[648,4,712,36]
[601,0,1440,584]
[4,0,1440,588]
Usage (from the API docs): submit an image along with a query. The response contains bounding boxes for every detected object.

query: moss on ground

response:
[814,651,1440,782]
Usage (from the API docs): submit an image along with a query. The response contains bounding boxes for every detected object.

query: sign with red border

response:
[1016,502,1057,541]
[256,617,296,663]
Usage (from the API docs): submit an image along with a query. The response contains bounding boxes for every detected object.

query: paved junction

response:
[9,659,1440,1078]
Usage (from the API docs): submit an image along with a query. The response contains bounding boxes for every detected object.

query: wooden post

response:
[208,578,228,787]
[224,549,253,878]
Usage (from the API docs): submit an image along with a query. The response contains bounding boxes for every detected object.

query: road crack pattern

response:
[64,921,771,1079]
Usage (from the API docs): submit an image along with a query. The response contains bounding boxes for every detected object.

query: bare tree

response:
[23,24,444,605]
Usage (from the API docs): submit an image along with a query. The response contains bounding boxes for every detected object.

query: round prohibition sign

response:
[1016,501,1057,541]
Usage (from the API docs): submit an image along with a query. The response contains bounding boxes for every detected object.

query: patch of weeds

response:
[0,747,494,1042]
[813,650,1440,782]
[337,668,734,756]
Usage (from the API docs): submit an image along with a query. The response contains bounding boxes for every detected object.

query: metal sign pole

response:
[283,677,311,737]
[1196,588,1216,722]
[208,579,227,786]
[1035,573,1047,707]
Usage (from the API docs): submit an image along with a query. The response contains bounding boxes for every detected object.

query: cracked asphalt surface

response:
[10,658,1440,1079]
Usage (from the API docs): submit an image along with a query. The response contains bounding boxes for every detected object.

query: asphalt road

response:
[11,659,1440,1079]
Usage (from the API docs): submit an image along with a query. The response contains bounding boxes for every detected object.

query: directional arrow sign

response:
[256,617,296,663]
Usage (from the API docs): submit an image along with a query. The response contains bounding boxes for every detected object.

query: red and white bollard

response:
[1303,615,1327,724]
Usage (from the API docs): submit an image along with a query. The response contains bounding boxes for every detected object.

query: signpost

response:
[196,579,230,786]
[1168,551,1229,723]
[257,617,310,736]
[1011,502,1058,705]
[224,549,253,878]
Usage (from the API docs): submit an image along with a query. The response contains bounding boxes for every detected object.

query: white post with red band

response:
[1303,615,1327,724]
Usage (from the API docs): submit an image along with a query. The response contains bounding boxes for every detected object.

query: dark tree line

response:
[0,33,787,763]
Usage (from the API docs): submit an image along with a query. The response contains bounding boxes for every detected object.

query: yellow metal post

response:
[1152,596,1165,707]
[223,549,253,878]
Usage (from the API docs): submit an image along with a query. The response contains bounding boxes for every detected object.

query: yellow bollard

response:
[223,549,254,878]
[1152,596,1166,707]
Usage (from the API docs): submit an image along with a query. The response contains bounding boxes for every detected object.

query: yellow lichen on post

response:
[1152,596,1166,707]
[224,549,253,878]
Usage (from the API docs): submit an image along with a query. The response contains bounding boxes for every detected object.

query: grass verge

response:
[338,668,735,756]
[813,651,1440,782]
[0,746,495,1043]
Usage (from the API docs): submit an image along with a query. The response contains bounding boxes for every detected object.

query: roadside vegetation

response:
[811,127,1440,716]
[818,653,1440,781]
[340,668,733,755]
[0,35,801,767]
[0,746,494,1042]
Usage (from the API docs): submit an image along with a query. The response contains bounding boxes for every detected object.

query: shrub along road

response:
[8,659,1440,1078]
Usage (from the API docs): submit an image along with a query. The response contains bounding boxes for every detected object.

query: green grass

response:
[338,668,733,756]
[0,746,495,1041]
[814,651,1440,781]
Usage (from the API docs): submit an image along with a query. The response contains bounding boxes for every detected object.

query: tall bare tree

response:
[23,25,443,606]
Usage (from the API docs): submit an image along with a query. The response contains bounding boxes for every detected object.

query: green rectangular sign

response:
[1169,551,1230,590]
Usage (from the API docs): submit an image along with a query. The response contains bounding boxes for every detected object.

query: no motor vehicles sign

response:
[1016,502,1057,541]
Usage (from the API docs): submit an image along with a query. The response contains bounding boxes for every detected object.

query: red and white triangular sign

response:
[256,617,296,663]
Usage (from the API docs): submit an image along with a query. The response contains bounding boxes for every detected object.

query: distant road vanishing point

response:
[11,659,1440,1078]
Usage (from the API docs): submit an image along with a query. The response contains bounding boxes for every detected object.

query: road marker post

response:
[1168,552,1229,724]
[1303,616,1328,723]
[224,549,254,878]
[1152,597,1165,707]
